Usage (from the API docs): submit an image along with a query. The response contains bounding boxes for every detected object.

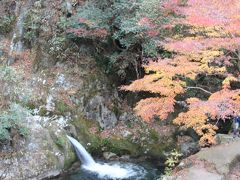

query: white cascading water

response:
[67,136,142,179]
[67,136,95,166]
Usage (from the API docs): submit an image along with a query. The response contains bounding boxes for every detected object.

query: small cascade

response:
[8,1,31,65]
[67,136,148,179]
[67,136,95,166]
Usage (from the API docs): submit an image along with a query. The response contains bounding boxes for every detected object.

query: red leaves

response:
[165,38,240,54]
[179,0,240,35]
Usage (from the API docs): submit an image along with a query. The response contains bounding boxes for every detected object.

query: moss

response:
[54,100,71,115]
[39,107,48,116]
[149,129,159,143]
[63,148,76,169]
[46,124,77,169]
[25,102,37,110]
[46,150,59,168]
[55,136,66,149]
[71,117,143,157]
[107,138,141,156]
[70,116,176,160]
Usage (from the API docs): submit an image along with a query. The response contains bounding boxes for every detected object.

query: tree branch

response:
[186,86,213,95]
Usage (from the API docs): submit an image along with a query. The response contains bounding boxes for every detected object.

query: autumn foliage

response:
[122,0,240,146]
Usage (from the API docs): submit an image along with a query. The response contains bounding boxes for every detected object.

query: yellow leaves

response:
[122,0,240,147]
[134,97,175,122]
[174,105,218,146]
[189,26,228,38]
[174,89,240,146]
[200,50,223,62]
[122,75,185,97]
[145,57,201,80]
[222,76,238,89]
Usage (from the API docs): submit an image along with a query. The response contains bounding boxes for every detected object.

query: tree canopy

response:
[69,0,240,146]
[121,0,240,146]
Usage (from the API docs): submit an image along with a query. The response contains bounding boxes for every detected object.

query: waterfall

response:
[67,136,95,166]
[67,136,143,179]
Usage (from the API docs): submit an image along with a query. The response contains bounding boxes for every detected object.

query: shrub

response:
[0,103,30,142]
[23,8,44,46]
[0,15,16,34]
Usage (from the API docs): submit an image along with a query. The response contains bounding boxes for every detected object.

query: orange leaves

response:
[121,73,185,97]
[174,89,240,146]
[122,0,240,147]
[134,97,175,122]
[145,57,201,78]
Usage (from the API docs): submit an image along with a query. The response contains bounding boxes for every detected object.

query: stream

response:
[58,161,161,180]
[59,136,163,180]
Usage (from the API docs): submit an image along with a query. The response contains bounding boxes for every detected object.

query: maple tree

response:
[122,0,240,146]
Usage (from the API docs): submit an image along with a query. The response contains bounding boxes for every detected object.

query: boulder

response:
[177,135,200,157]
[0,115,75,180]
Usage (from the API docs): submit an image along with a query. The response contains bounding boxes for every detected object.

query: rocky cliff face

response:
[0,0,184,179]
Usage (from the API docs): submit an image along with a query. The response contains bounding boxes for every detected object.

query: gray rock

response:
[103,152,118,160]
[177,135,200,157]
[161,175,178,180]
[0,49,4,57]
[181,141,200,157]
[215,133,236,145]
[120,155,130,161]
[119,112,137,121]
[85,95,117,129]
[0,115,75,180]
[122,130,133,138]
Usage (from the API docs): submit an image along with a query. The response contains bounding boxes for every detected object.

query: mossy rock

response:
[45,122,76,169]
[70,117,175,159]
[54,100,73,115]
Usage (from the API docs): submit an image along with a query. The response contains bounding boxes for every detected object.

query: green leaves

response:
[0,104,30,141]
[0,15,16,34]
[67,0,166,78]
[164,149,182,176]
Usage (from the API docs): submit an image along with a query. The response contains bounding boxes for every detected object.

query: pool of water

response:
[57,160,162,180]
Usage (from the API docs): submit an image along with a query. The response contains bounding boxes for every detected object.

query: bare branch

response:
[186,86,213,95]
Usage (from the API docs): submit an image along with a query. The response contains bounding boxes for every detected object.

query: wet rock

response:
[120,155,130,161]
[103,152,118,160]
[180,141,200,158]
